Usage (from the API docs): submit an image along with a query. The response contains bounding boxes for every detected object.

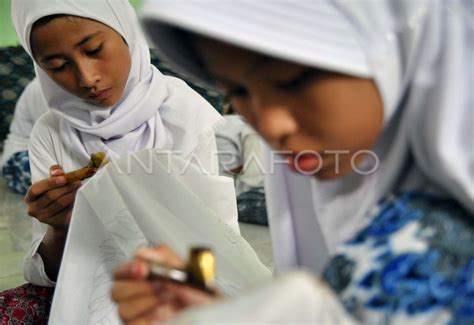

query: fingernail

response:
[55,177,66,186]
[136,248,162,262]
[131,263,143,277]
[51,169,61,176]
[131,263,139,274]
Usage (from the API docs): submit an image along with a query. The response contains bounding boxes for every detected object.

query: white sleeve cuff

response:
[23,238,56,287]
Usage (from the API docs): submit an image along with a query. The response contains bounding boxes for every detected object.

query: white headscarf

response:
[11,0,222,162]
[141,0,473,273]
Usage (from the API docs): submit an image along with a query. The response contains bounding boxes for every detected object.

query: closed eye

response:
[86,44,103,56]
[49,63,68,73]
[274,69,318,91]
[224,87,249,101]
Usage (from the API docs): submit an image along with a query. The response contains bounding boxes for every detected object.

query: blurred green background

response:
[0,0,142,47]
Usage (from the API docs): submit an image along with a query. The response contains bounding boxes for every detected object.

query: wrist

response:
[50,225,69,240]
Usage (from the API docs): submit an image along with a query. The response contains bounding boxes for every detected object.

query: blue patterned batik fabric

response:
[2,151,31,195]
[323,192,474,325]
[237,187,268,226]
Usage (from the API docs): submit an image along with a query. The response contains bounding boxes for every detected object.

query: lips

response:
[89,88,111,102]
[288,152,322,173]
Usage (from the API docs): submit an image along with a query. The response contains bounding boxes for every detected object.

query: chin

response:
[98,95,119,107]
[312,166,353,180]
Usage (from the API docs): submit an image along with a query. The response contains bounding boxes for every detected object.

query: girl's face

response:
[31,16,131,107]
[194,38,384,179]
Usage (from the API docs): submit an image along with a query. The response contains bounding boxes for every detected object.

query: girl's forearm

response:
[37,226,68,281]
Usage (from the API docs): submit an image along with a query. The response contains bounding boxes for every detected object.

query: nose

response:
[251,94,298,149]
[76,60,101,89]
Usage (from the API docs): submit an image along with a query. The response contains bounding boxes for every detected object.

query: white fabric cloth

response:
[141,0,473,275]
[0,79,47,168]
[24,111,221,286]
[48,149,270,324]
[173,271,354,324]
[12,0,222,162]
[215,115,264,195]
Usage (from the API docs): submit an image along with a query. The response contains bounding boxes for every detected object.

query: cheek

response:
[343,84,384,149]
[96,36,130,79]
[46,72,79,95]
[298,80,383,149]
[110,48,131,88]
[118,51,131,82]
[116,39,131,73]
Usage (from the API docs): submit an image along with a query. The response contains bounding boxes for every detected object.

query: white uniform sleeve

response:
[188,128,240,234]
[215,115,246,174]
[172,271,356,324]
[23,113,61,287]
[234,133,265,195]
[0,79,47,168]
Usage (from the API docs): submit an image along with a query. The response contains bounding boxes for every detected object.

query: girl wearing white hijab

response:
[111,0,473,323]
[11,0,223,288]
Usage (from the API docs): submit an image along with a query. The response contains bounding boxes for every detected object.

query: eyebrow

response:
[40,31,102,63]
[74,31,102,48]
[210,74,237,87]
[209,57,275,86]
[207,56,277,86]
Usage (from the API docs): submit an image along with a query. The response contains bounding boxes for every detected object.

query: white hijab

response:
[11,0,222,162]
[142,0,473,273]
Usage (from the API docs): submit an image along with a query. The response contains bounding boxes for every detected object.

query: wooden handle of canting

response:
[64,167,97,183]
